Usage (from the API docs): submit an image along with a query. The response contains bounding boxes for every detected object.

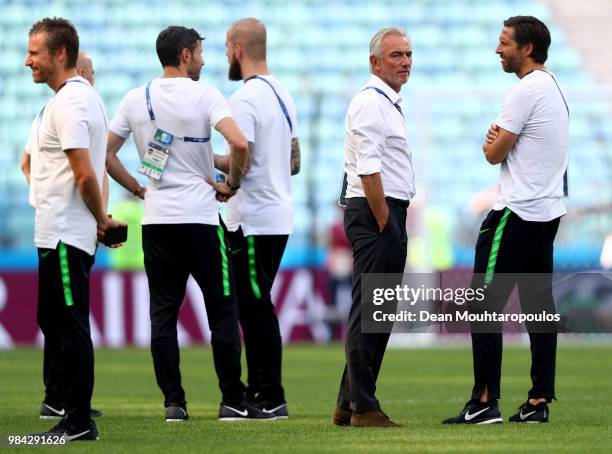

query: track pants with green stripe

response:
[142,223,246,408]
[470,208,561,402]
[227,228,288,405]
[37,241,95,427]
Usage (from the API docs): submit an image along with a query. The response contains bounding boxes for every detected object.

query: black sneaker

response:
[219,400,277,421]
[40,402,103,419]
[255,401,289,420]
[443,399,503,424]
[40,402,66,420]
[34,419,99,441]
[165,405,189,422]
[509,401,549,423]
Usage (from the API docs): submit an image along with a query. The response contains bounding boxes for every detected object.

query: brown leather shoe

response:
[350,411,401,427]
[333,407,352,426]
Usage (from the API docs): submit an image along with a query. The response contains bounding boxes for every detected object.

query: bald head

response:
[227,18,267,61]
[76,51,94,85]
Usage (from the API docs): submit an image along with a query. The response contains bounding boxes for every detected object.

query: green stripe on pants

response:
[216,225,231,296]
[484,208,511,286]
[58,242,74,306]
[247,236,262,299]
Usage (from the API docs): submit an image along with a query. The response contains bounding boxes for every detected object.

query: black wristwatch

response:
[228,180,241,191]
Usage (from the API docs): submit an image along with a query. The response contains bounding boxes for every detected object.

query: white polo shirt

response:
[344,74,415,201]
[33,76,108,256]
[109,78,233,225]
[225,75,298,235]
[494,69,569,222]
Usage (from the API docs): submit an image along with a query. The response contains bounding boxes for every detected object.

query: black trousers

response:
[37,241,95,427]
[470,208,561,402]
[337,197,408,412]
[227,228,288,405]
[142,223,245,407]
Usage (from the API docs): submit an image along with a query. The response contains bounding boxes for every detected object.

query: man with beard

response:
[218,18,300,419]
[334,27,414,428]
[25,17,124,440]
[22,50,106,421]
[105,25,274,421]
[444,16,568,425]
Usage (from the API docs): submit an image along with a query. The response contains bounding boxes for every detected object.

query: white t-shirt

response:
[225,75,298,235]
[494,69,569,222]
[344,74,415,201]
[33,76,108,256]
[109,78,232,225]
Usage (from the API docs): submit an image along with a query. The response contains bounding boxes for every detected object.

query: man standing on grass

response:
[219,17,300,420]
[444,16,568,425]
[334,27,414,428]
[22,50,106,422]
[105,25,275,422]
[25,17,124,441]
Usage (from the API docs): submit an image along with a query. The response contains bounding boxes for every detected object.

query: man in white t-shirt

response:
[218,18,300,420]
[21,52,105,422]
[444,16,568,425]
[25,17,123,441]
[106,25,274,422]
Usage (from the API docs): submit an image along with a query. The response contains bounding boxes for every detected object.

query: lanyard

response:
[532,70,569,196]
[244,75,293,132]
[145,81,210,143]
[362,86,403,117]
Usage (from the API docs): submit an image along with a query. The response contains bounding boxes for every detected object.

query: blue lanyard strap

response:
[245,75,293,133]
[362,86,403,116]
[145,81,210,143]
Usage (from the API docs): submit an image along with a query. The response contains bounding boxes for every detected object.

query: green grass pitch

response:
[1,344,611,453]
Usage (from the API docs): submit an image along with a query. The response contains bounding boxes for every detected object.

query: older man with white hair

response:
[334,27,415,427]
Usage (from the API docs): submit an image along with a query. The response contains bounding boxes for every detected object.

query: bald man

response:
[20,50,105,420]
[217,18,300,419]
[76,51,95,85]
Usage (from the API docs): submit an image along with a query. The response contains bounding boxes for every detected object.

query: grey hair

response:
[369,27,410,69]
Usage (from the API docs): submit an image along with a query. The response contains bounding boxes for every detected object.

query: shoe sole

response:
[219,416,278,422]
[40,415,63,420]
[475,417,504,424]
[165,418,187,422]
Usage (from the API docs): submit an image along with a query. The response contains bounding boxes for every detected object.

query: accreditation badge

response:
[138,128,173,181]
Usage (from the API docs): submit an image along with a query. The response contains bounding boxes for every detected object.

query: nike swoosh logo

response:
[40,251,52,258]
[520,410,536,420]
[479,228,491,234]
[43,403,65,416]
[262,404,286,414]
[465,407,489,421]
[231,248,242,255]
[65,429,91,441]
[225,406,248,417]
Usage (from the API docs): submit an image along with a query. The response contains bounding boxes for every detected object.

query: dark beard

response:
[228,58,242,81]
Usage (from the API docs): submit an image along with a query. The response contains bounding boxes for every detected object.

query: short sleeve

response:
[495,82,537,135]
[53,91,90,151]
[207,87,233,128]
[350,98,386,176]
[109,93,133,139]
[229,94,256,142]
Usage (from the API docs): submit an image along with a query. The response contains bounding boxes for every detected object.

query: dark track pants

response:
[470,208,561,402]
[227,228,288,405]
[337,197,408,412]
[142,223,245,407]
[37,241,95,427]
